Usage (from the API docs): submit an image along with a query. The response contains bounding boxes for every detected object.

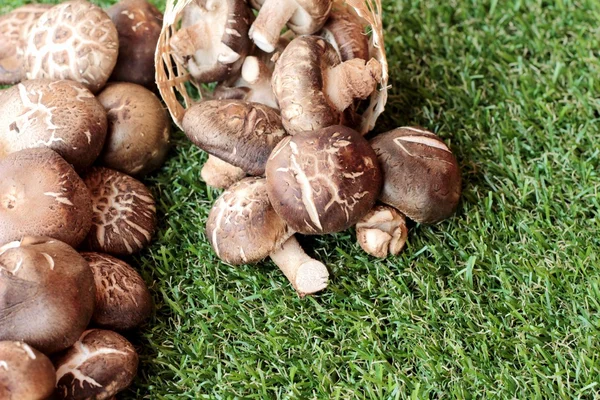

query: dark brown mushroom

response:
[0,237,95,355]
[356,204,408,258]
[370,126,462,224]
[54,329,138,400]
[319,4,369,62]
[0,341,56,400]
[81,252,153,331]
[97,82,170,176]
[0,148,92,248]
[265,125,382,234]
[106,0,163,88]
[83,167,157,255]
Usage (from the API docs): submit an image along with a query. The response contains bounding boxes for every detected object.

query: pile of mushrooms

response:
[165,0,462,297]
[0,0,168,397]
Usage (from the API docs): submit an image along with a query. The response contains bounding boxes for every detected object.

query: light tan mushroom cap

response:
[0,79,108,171]
[54,329,138,400]
[0,341,56,400]
[356,205,408,258]
[206,177,292,265]
[98,82,170,176]
[0,148,92,248]
[0,237,95,355]
[83,167,157,255]
[25,0,119,93]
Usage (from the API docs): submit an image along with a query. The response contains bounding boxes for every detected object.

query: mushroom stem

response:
[170,23,212,57]
[325,58,382,112]
[249,0,297,53]
[241,56,278,108]
[269,235,329,296]
[201,155,246,189]
[356,205,408,258]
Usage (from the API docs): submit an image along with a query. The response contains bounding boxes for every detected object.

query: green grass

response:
[3,0,600,398]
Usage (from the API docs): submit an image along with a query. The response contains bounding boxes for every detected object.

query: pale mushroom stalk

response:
[249,0,298,53]
[201,155,246,189]
[325,58,382,112]
[240,56,278,108]
[356,205,408,258]
[269,235,329,296]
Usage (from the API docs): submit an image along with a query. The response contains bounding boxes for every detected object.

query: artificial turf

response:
[2,0,600,398]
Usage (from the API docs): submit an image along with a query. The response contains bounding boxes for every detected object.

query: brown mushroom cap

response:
[356,204,408,258]
[0,148,92,248]
[106,0,163,88]
[169,0,253,84]
[319,5,369,62]
[206,177,292,265]
[0,341,56,400]
[0,237,95,355]
[370,127,462,224]
[265,125,381,234]
[81,252,153,331]
[54,329,138,400]
[83,167,157,255]
[97,82,170,176]
[0,4,52,85]
[0,79,108,171]
[182,99,287,176]
[25,0,119,93]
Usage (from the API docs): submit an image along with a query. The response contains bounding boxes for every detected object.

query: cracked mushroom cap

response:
[83,167,157,256]
[0,341,56,400]
[0,79,108,171]
[54,329,138,400]
[319,5,369,62]
[81,252,153,331]
[0,237,95,355]
[182,99,287,176]
[169,0,253,84]
[25,0,119,93]
[356,205,408,258]
[0,148,92,248]
[107,0,163,88]
[370,126,462,224]
[98,83,170,176]
[0,4,52,85]
[206,177,291,265]
[265,125,381,234]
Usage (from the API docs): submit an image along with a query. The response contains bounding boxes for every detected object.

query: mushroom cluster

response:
[0,0,168,397]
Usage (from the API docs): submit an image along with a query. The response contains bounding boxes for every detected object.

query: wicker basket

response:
[155,0,388,135]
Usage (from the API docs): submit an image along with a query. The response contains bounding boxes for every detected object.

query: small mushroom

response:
[272,35,381,134]
[182,99,287,176]
[25,0,119,93]
[0,79,108,171]
[265,125,381,234]
[169,0,253,84]
[207,177,329,296]
[0,237,96,354]
[54,329,138,400]
[201,154,246,189]
[248,0,332,53]
[83,167,157,255]
[319,5,369,62]
[81,252,152,331]
[0,148,92,248]
[97,82,170,176]
[106,0,163,88]
[356,205,408,258]
[370,126,462,224]
[0,4,52,85]
[0,341,56,400]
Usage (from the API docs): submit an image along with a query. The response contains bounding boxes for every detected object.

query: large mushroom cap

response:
[98,82,170,176]
[0,148,92,248]
[0,237,96,355]
[83,167,157,255]
[106,0,163,88]
[370,126,462,224]
[206,177,291,265]
[182,99,286,176]
[54,329,138,400]
[25,0,119,93]
[0,341,56,400]
[0,79,108,171]
[169,0,253,84]
[265,125,382,234]
[81,252,153,331]
[0,4,52,85]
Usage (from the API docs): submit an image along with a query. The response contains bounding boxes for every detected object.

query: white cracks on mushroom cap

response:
[0,240,22,255]
[0,361,8,371]
[43,192,74,206]
[395,130,451,152]
[13,84,59,136]
[17,342,37,360]
[41,252,55,270]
